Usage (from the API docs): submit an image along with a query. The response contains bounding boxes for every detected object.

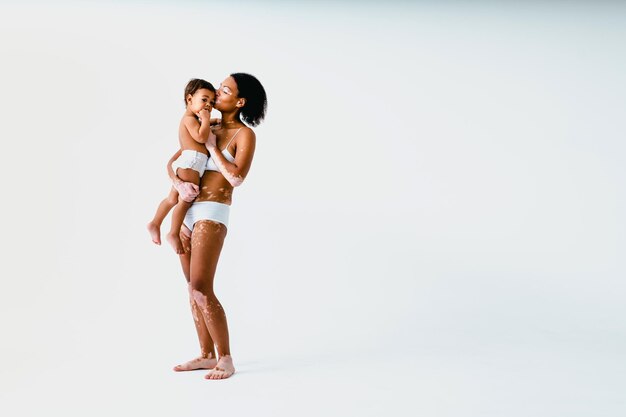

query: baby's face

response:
[189,88,216,113]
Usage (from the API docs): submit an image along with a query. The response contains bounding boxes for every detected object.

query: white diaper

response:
[172,150,209,177]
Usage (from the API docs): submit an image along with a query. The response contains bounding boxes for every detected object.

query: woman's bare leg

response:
[147,187,179,245]
[173,226,218,371]
[188,220,235,380]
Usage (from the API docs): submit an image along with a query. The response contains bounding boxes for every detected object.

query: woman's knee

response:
[189,279,215,299]
[190,287,220,311]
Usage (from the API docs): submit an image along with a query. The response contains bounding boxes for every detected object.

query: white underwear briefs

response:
[183,201,230,231]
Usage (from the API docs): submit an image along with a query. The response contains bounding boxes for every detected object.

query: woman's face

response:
[214,76,240,112]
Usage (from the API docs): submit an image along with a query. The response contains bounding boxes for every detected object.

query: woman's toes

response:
[206,370,220,379]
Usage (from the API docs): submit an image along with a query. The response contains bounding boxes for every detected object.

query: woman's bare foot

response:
[166,232,184,254]
[147,222,161,245]
[205,355,235,380]
[173,356,217,372]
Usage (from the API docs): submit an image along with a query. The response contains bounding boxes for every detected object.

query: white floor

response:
[2,332,624,416]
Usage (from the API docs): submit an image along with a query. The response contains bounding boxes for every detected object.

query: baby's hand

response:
[197,108,211,123]
[174,180,199,202]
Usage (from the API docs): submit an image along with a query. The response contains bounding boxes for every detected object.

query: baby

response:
[147,78,216,253]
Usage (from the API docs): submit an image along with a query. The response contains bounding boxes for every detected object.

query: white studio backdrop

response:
[0,1,625,416]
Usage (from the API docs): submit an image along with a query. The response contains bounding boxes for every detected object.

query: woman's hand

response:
[173,180,199,202]
[167,149,198,201]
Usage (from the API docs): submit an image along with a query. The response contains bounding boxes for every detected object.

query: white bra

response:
[206,128,241,172]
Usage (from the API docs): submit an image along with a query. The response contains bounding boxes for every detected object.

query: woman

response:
[166,73,267,380]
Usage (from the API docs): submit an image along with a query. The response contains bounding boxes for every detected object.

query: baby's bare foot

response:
[173,356,217,372]
[147,222,161,245]
[205,355,235,380]
[166,232,184,254]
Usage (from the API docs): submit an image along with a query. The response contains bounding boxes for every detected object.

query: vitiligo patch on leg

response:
[191,221,226,246]
[181,236,192,254]
[189,296,201,324]
[192,291,223,324]
[191,288,228,355]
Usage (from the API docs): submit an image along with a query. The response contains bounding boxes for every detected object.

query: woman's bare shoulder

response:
[238,125,256,140]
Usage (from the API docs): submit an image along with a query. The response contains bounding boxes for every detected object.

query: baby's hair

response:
[230,73,267,127]
[184,78,216,106]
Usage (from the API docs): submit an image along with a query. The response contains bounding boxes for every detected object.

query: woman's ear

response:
[236,98,246,108]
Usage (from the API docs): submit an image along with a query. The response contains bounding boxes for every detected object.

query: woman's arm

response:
[206,128,256,187]
[166,149,199,202]
[182,109,213,144]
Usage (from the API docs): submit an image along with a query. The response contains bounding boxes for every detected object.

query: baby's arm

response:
[167,149,199,202]
[182,109,212,144]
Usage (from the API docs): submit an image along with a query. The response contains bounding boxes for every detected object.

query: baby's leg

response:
[147,187,179,245]
[167,169,200,254]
